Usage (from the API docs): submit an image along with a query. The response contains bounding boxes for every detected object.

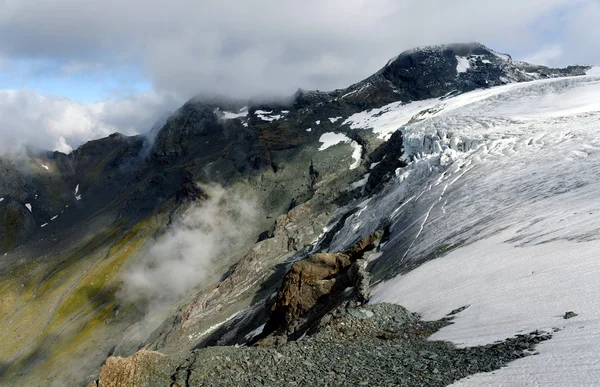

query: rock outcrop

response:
[263,230,383,337]
[88,350,176,387]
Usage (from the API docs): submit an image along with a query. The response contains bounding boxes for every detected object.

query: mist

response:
[0,89,180,155]
[121,184,257,308]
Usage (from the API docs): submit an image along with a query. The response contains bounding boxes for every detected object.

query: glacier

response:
[327,73,600,385]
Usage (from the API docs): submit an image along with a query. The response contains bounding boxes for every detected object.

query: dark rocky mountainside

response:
[0,43,592,386]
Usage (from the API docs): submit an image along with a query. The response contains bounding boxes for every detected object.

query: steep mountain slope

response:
[0,43,596,386]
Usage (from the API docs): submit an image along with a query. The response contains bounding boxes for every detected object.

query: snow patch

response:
[40,164,49,170]
[306,128,312,132]
[0,198,3,202]
[349,141,362,170]
[75,195,82,201]
[343,98,440,140]
[75,184,79,195]
[244,324,266,342]
[342,83,370,99]
[40,223,48,228]
[318,132,351,150]
[456,56,471,73]
[50,215,58,221]
[318,132,362,169]
[315,120,321,125]
[188,310,244,342]
[350,174,370,190]
[329,117,342,123]
[254,109,288,122]
[221,107,248,119]
[25,203,32,212]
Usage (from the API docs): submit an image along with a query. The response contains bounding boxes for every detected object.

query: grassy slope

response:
[0,207,168,386]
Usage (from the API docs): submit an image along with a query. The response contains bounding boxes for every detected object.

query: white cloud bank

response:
[1,0,599,153]
[0,89,179,154]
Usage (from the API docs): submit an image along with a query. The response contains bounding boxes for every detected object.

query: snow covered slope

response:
[327,73,600,385]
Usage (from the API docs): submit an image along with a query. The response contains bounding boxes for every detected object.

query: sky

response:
[0,0,599,153]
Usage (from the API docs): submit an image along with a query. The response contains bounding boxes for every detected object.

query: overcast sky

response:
[0,0,598,153]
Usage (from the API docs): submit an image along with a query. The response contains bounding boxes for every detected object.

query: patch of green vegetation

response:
[52,231,145,326]
[35,223,123,299]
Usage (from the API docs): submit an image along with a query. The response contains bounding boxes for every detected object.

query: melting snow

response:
[456,56,471,73]
[25,203,32,212]
[329,117,342,123]
[318,132,351,150]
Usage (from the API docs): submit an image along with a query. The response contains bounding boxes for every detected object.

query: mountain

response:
[0,43,598,386]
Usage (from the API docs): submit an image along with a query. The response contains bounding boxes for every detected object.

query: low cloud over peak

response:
[0,0,599,153]
[0,89,179,154]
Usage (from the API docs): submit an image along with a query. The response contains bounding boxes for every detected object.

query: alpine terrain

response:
[1,42,599,386]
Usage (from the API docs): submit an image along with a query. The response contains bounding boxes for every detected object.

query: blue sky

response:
[0,59,152,103]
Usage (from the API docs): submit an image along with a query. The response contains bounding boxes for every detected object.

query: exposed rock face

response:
[365,129,407,194]
[89,350,175,387]
[264,230,383,336]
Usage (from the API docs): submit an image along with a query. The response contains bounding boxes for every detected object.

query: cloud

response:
[1,0,596,101]
[0,89,179,154]
[0,0,598,153]
[121,184,257,306]
[524,45,564,66]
